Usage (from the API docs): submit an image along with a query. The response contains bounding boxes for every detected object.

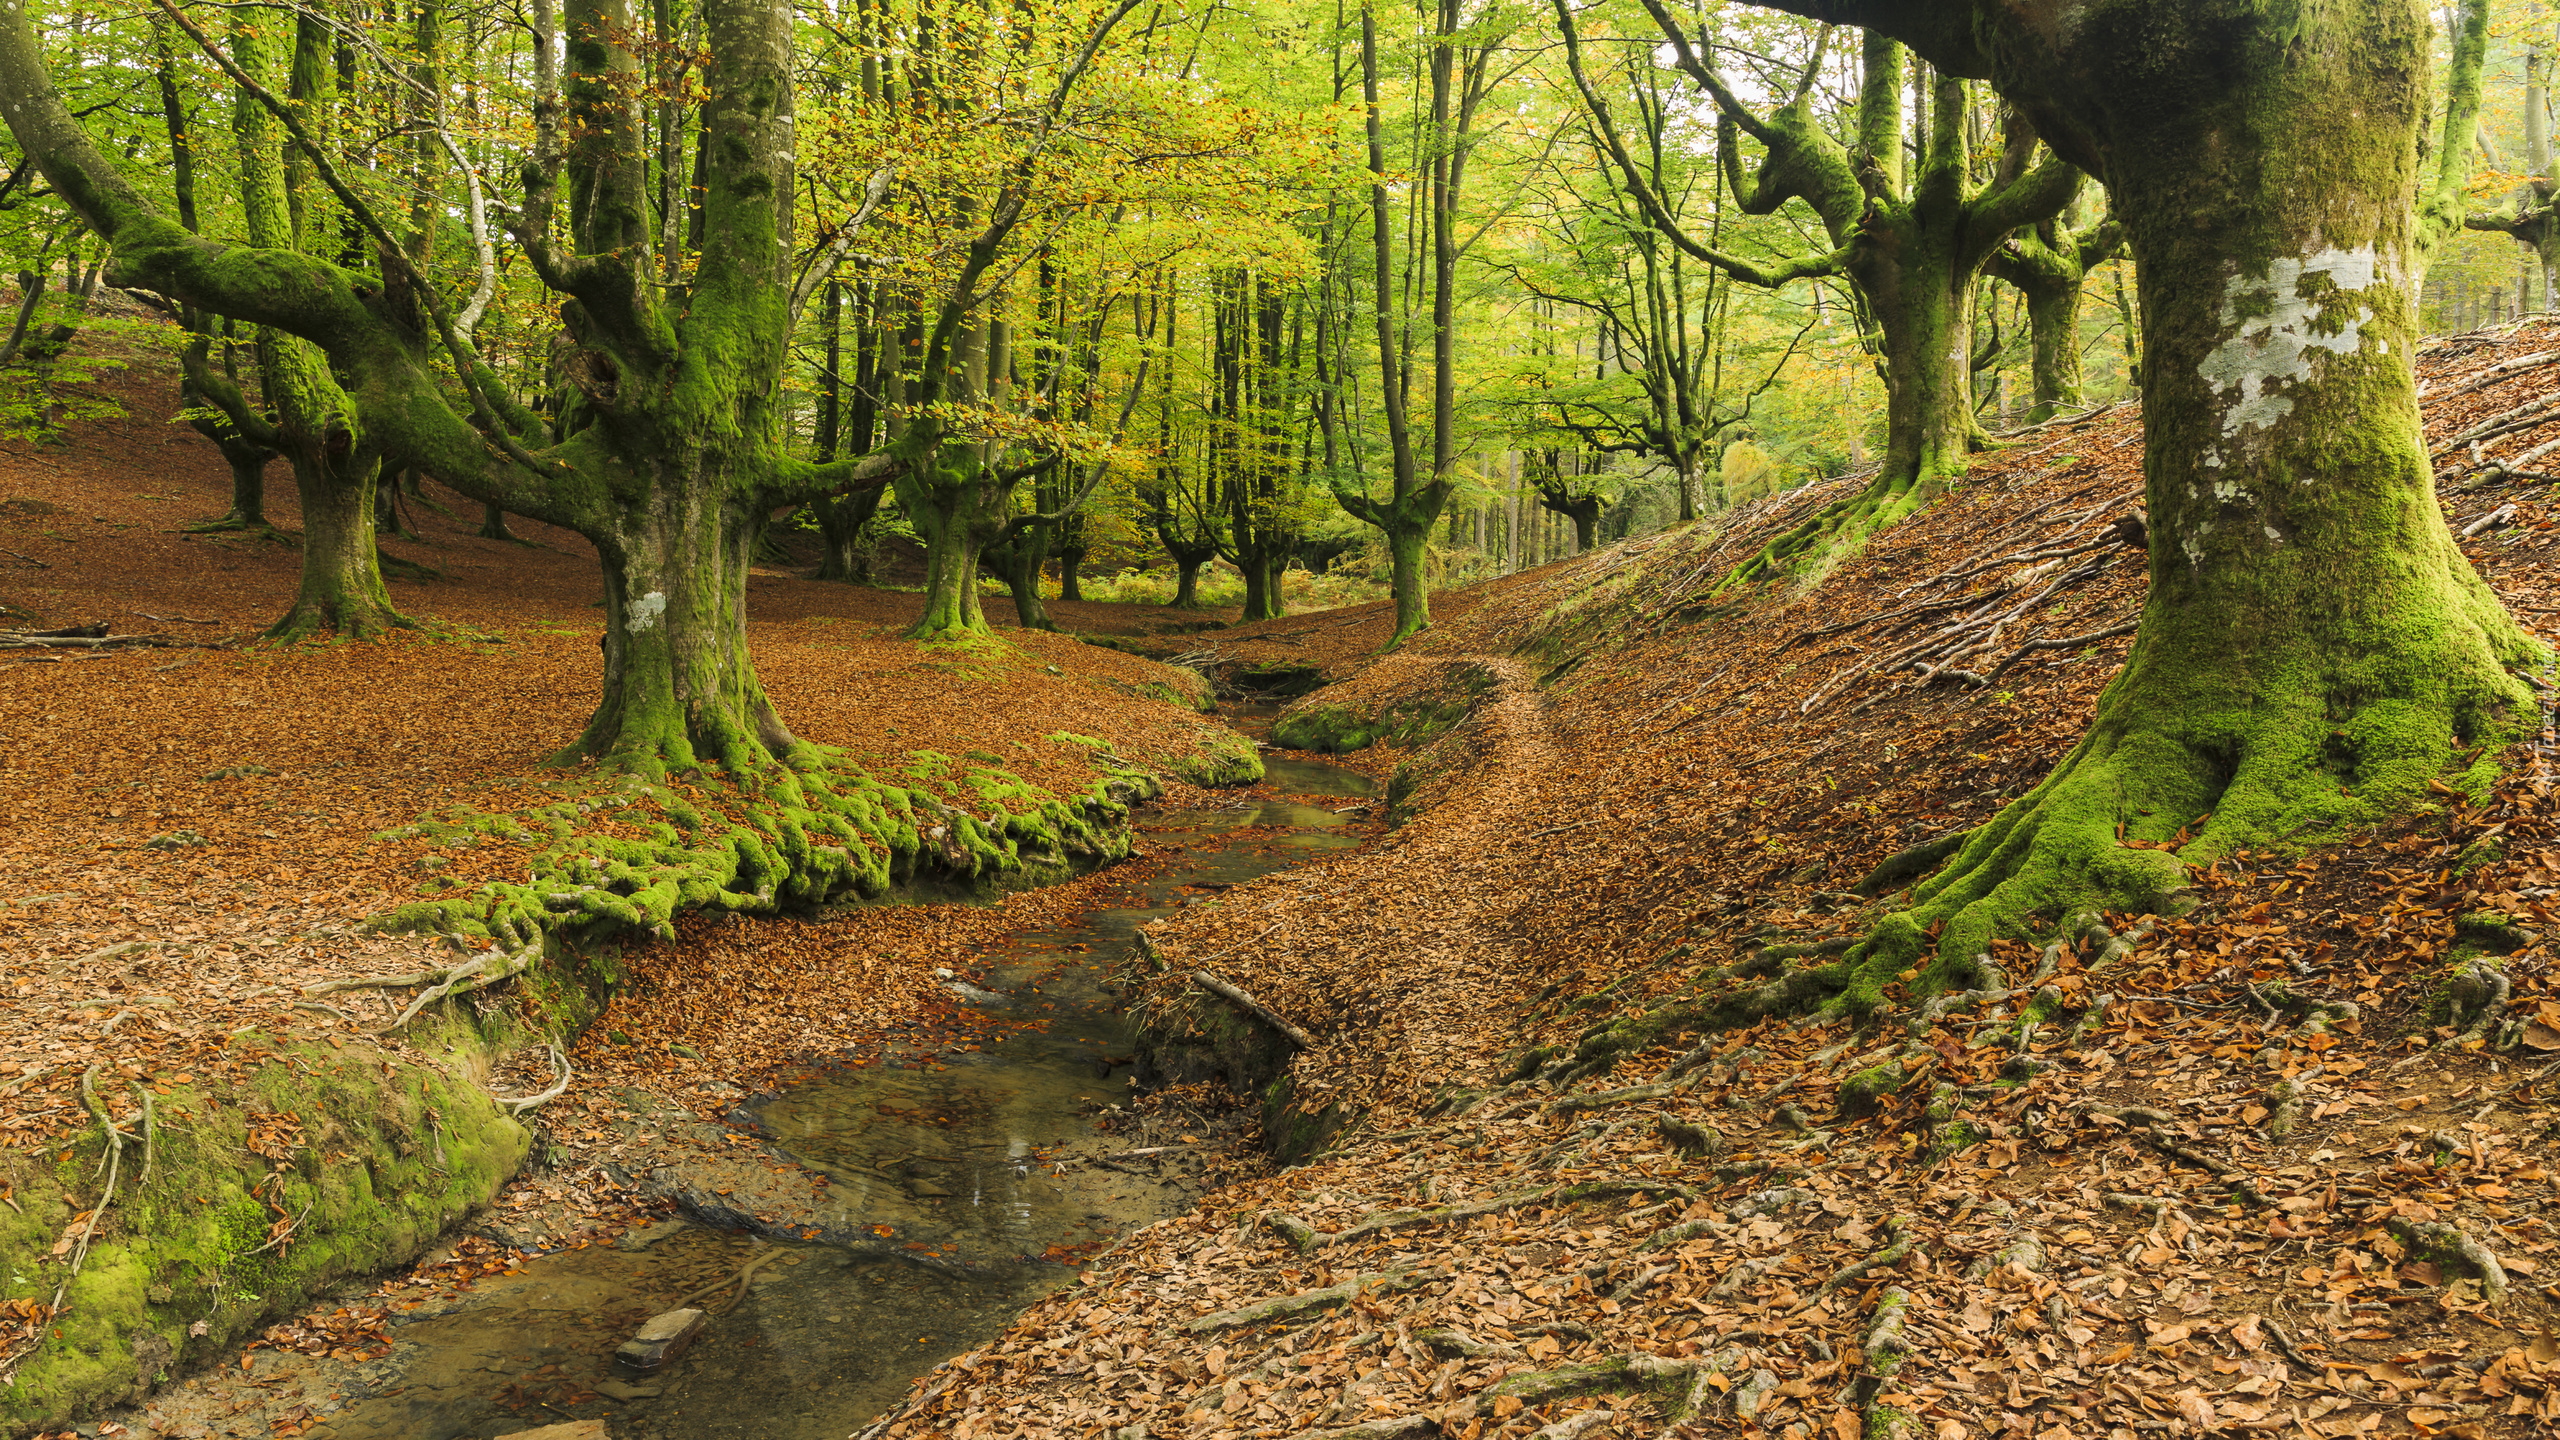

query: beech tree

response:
[1553,2,2080,584]
[1701,0,2538,1003]
[0,0,1165,767]
[2467,42,2560,307]
[1980,179,2121,424]
[1337,0,1503,646]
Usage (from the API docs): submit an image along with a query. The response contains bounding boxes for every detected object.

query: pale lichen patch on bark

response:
[2197,245,2382,447]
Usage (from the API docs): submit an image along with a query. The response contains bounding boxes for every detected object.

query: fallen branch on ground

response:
[1191,971,1317,1049]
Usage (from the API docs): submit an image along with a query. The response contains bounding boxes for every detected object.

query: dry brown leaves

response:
[875,324,2560,1440]
[0,348,1245,1157]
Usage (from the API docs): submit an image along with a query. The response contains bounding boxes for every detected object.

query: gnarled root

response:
[2443,958,2512,1048]
[381,943,543,1032]
[1476,1345,1759,1428]
[1189,1268,1447,1333]
[2386,1217,2510,1304]
[1264,1178,1695,1251]
[1716,458,1945,595]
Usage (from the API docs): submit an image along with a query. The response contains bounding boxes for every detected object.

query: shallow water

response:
[269,731,1371,1440]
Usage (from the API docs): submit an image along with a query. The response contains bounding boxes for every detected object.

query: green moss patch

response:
[0,1036,525,1432]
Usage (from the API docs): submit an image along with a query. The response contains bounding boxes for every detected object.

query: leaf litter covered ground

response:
[858,324,2560,1440]
[22,319,2560,1440]
[0,340,1278,1435]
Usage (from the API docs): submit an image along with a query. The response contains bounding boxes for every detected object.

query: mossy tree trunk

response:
[1167,545,1214,608]
[477,500,522,542]
[1538,484,1600,552]
[1557,16,2082,587]
[1984,182,2124,425]
[573,486,793,767]
[1733,0,2537,1006]
[273,442,404,639]
[219,445,271,526]
[813,490,883,582]
[1056,519,1087,601]
[984,518,1056,630]
[231,5,411,641]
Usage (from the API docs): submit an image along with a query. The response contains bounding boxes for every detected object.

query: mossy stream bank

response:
[21,735,1371,1440]
[0,709,1266,1438]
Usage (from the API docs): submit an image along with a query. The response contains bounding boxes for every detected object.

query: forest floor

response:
[0,348,1284,1437]
[18,316,2560,1440]
[852,323,2560,1440]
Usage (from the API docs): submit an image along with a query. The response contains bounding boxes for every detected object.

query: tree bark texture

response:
[1723,0,2538,1005]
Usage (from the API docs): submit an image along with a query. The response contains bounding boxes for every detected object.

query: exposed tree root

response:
[1796,1214,1916,1309]
[1414,1327,1521,1361]
[380,943,542,1033]
[261,596,419,644]
[2443,957,2512,1048]
[1544,1079,1685,1119]
[181,513,296,546]
[1654,1116,1722,1157]
[1188,1269,1447,1333]
[2386,1217,2510,1304]
[1714,462,1946,596]
[491,1045,572,1115]
[1260,1178,1694,1252]
[1478,1347,1753,1427]
[2089,1104,2273,1207]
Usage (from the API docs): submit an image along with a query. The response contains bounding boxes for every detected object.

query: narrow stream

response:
[198,723,1370,1440]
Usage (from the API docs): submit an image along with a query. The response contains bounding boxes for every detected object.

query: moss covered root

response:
[374,733,1241,967]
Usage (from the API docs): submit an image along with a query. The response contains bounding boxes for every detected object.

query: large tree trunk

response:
[270,446,405,640]
[986,523,1055,630]
[902,459,1001,639]
[1730,113,1981,583]
[2020,282,2083,423]
[209,442,271,530]
[1057,542,1086,601]
[1815,0,2539,1004]
[1163,538,1217,609]
[573,492,791,768]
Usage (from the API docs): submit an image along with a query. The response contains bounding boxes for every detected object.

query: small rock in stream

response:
[593,1377,666,1401]
[905,1177,953,1198]
[614,1307,706,1374]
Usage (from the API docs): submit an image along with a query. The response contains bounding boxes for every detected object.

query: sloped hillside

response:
[862,322,2560,1440]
